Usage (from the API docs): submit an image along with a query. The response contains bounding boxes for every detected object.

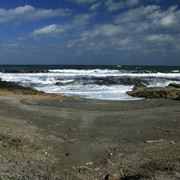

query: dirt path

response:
[0,95,180,179]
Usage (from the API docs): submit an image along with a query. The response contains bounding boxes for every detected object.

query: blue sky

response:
[0,0,180,65]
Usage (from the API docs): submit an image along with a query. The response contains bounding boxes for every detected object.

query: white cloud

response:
[81,24,123,38]
[126,0,140,7]
[30,24,65,39]
[160,14,176,26]
[112,38,133,48]
[0,5,71,23]
[114,5,160,24]
[26,2,180,61]
[69,4,180,57]
[97,24,122,36]
[146,34,174,41]
[71,13,93,27]
[89,2,102,10]
[105,0,123,11]
[114,5,180,32]
[30,13,93,39]
[147,5,180,29]
[105,0,140,11]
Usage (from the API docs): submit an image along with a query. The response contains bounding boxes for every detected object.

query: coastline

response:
[1,65,180,101]
[0,90,180,179]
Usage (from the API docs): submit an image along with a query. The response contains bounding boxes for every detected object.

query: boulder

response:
[0,80,78,100]
[0,80,45,95]
[126,83,180,100]
[168,83,180,88]
[132,84,147,91]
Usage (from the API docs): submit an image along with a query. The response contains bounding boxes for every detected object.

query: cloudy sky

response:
[0,0,180,65]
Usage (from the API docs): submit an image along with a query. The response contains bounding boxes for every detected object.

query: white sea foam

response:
[48,69,180,78]
[57,79,75,84]
[36,84,138,100]
[172,70,179,73]
[0,69,180,100]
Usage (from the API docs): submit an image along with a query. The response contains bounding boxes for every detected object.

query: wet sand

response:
[0,95,180,179]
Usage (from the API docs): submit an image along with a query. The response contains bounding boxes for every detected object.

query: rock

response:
[168,83,180,88]
[0,80,46,95]
[132,84,147,91]
[55,82,63,86]
[174,95,180,100]
[126,83,180,100]
[104,174,121,180]
[174,171,180,179]
[0,80,78,100]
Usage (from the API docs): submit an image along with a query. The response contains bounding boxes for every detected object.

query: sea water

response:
[0,65,180,100]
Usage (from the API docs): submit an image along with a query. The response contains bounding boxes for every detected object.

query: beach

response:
[1,0,180,178]
[0,94,180,179]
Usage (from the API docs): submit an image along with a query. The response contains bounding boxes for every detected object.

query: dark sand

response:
[0,95,180,179]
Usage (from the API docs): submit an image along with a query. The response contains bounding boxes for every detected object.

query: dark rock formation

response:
[132,84,147,91]
[168,83,180,88]
[126,84,180,100]
[0,80,45,95]
[0,79,77,100]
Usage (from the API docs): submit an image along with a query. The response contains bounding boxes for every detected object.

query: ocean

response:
[0,65,180,100]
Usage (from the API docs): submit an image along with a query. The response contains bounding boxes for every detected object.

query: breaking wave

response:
[0,66,180,100]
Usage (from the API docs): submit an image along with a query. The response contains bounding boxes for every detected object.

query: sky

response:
[0,0,180,65]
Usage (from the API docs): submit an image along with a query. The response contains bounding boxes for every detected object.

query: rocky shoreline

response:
[1,78,180,101]
[0,79,180,179]
[126,83,180,100]
[0,79,77,100]
[0,79,46,95]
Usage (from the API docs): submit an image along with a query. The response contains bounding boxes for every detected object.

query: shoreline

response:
[0,93,180,179]
[0,80,180,179]
[1,65,180,101]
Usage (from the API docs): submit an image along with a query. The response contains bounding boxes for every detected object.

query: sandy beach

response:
[0,94,179,179]
[1,0,180,178]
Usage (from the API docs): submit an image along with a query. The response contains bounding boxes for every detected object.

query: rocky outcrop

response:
[168,83,180,88]
[0,79,78,100]
[126,84,180,100]
[0,80,46,95]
